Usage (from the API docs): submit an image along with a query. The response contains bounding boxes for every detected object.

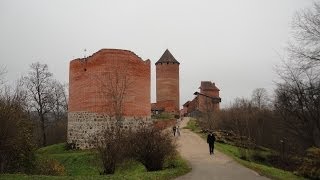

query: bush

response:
[96,127,131,174]
[298,147,320,179]
[95,122,177,174]
[0,96,36,174]
[131,125,177,171]
[65,142,76,150]
[251,150,267,163]
[35,158,65,176]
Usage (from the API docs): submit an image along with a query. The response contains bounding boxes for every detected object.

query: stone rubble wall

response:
[67,112,151,149]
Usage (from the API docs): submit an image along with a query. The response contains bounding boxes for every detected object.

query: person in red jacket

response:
[207,131,216,155]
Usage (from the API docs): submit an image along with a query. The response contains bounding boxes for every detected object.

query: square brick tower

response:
[155,49,180,114]
[198,81,220,111]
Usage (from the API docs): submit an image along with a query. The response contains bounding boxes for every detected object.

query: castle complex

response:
[67,48,220,149]
[67,49,180,149]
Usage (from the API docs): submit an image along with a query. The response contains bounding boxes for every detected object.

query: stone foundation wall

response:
[67,112,151,149]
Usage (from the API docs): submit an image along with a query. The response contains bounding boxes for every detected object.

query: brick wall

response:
[156,63,179,114]
[68,49,151,149]
[69,49,151,116]
[198,89,220,112]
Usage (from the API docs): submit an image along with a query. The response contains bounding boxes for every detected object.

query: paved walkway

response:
[175,117,270,180]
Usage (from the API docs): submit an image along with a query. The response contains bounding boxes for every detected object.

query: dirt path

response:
[175,117,270,180]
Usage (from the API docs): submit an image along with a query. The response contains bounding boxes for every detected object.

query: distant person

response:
[176,126,180,136]
[172,126,176,136]
[207,131,216,155]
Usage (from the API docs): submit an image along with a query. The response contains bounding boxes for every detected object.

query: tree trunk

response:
[313,126,320,147]
[41,115,46,146]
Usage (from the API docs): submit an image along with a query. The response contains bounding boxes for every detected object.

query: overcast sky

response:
[0,0,315,108]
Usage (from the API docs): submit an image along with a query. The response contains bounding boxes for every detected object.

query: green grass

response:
[0,143,190,180]
[151,113,175,120]
[182,118,199,132]
[184,119,305,180]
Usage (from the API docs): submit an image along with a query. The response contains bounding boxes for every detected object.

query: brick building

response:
[182,81,221,117]
[152,49,180,115]
[68,49,151,149]
[68,48,181,149]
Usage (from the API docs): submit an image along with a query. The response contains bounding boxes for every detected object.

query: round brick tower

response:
[155,49,180,114]
[68,49,151,149]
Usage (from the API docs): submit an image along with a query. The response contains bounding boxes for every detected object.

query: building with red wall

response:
[154,49,180,114]
[182,81,221,117]
[68,49,151,149]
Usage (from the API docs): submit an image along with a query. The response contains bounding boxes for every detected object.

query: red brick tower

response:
[155,49,180,114]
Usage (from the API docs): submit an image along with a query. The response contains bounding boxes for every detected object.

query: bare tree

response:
[251,88,269,109]
[0,66,7,93]
[50,80,68,121]
[46,80,68,144]
[275,62,320,147]
[94,64,135,174]
[275,2,320,148]
[289,2,320,66]
[24,62,53,146]
[99,64,131,125]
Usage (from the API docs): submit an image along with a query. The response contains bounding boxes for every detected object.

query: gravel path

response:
[175,117,270,180]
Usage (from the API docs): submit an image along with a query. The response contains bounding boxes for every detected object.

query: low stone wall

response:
[68,112,151,149]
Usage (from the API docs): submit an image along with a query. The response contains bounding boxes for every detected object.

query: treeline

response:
[216,1,320,153]
[197,3,320,179]
[0,63,67,173]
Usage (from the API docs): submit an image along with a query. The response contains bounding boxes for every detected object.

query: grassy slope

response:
[184,118,305,180]
[1,143,190,180]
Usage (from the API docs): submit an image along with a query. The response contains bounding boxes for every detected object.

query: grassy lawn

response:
[184,118,306,180]
[0,143,190,180]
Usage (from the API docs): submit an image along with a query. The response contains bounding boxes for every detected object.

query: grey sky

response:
[0,0,314,108]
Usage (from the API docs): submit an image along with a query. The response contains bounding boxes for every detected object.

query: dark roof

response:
[183,101,191,107]
[199,81,220,91]
[155,49,180,65]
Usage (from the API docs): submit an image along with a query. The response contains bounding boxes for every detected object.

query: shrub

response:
[298,147,320,179]
[238,148,250,160]
[251,150,266,163]
[131,124,177,171]
[0,96,36,174]
[36,158,65,176]
[96,127,131,174]
[65,142,76,150]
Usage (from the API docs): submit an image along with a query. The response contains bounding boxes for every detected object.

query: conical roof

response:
[155,49,180,65]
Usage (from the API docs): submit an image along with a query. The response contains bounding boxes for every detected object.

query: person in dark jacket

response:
[207,131,216,155]
[172,126,176,136]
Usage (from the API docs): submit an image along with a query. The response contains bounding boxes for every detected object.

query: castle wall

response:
[199,89,220,111]
[68,112,150,149]
[69,49,151,116]
[156,63,180,113]
[68,49,151,149]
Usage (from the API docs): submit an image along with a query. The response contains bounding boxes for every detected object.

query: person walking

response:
[207,131,216,155]
[176,126,180,136]
[172,126,176,136]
